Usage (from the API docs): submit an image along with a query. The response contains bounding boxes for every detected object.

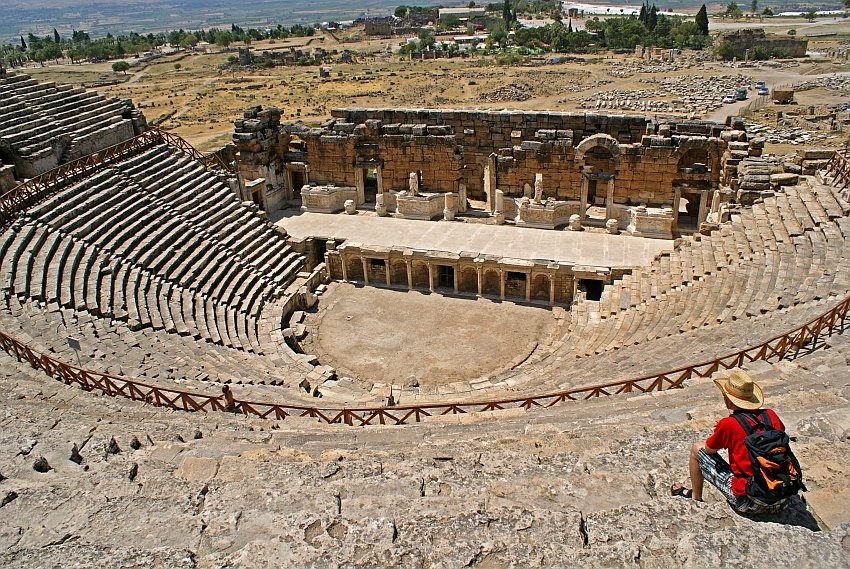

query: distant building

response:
[364,17,394,36]
[438,7,487,19]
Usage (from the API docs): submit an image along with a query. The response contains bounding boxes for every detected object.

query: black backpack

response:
[733,410,807,504]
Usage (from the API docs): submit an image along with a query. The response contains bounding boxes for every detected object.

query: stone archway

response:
[531,273,550,302]
[458,266,478,294]
[411,261,430,289]
[346,256,364,282]
[389,259,408,287]
[482,269,500,297]
[576,134,621,222]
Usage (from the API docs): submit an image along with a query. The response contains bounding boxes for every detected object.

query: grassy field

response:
[21,21,850,154]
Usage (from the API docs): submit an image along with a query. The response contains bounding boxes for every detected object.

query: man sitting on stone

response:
[671,369,791,514]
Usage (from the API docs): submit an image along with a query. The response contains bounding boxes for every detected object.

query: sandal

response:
[670,483,693,499]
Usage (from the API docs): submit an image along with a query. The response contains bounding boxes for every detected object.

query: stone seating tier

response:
[1,144,306,368]
[0,330,848,567]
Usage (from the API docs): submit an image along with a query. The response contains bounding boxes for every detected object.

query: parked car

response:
[757,87,770,96]
[723,93,737,104]
[755,80,766,89]
[735,87,748,101]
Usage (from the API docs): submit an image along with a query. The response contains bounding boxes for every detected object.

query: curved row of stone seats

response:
[556,180,849,360]
[0,292,374,406]
[1,328,848,567]
[0,72,141,175]
[0,143,304,360]
[384,179,850,401]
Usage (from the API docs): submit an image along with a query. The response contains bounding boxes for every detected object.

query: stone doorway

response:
[250,186,265,210]
[482,270,500,297]
[459,267,478,295]
[531,274,550,302]
[364,168,378,203]
[579,279,603,301]
[437,265,455,291]
[505,272,527,300]
[677,190,702,231]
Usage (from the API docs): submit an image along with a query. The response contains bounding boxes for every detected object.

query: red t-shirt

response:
[705,409,784,496]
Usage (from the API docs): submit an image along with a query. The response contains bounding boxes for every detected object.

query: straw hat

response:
[713,369,764,410]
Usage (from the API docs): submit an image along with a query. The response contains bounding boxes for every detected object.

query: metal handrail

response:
[1,294,847,426]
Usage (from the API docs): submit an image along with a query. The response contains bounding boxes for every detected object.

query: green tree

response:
[725,2,743,18]
[112,60,130,74]
[214,31,233,47]
[715,40,735,59]
[762,7,773,16]
[804,8,817,21]
[394,5,408,18]
[695,4,709,35]
[503,0,513,28]
[53,28,60,43]
[648,4,658,30]
[750,0,757,14]
[419,30,437,47]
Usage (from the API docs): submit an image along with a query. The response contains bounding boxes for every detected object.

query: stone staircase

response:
[0,72,143,177]
[0,142,382,404]
[0,330,847,567]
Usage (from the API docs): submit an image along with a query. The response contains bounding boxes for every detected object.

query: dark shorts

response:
[697,448,790,515]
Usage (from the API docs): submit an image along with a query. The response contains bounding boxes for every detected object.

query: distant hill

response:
[0,0,445,43]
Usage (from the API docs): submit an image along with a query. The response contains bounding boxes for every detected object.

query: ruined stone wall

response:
[716,29,808,60]
[272,109,726,205]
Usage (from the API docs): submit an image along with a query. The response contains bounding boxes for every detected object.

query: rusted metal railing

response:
[2,294,848,426]
[0,127,233,228]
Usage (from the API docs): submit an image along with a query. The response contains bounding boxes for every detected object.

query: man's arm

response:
[703,443,719,455]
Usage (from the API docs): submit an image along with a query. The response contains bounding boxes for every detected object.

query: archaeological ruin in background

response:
[232,106,740,237]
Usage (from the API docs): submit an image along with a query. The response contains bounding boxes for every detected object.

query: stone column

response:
[341,255,348,282]
[376,165,384,195]
[605,177,615,221]
[672,187,681,230]
[698,190,709,226]
[385,260,391,287]
[444,192,456,221]
[453,266,459,294]
[494,190,506,225]
[710,190,721,217]
[477,266,483,296]
[376,193,387,217]
[406,261,413,290]
[458,183,468,213]
[579,175,589,220]
[485,153,498,214]
[354,168,365,205]
[549,274,556,305]
[525,273,531,302]
[361,258,369,285]
[428,264,435,292]
[499,270,506,300]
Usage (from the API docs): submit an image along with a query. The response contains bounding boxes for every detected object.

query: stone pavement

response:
[275,212,673,269]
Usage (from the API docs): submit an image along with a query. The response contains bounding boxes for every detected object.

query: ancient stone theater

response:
[1,71,850,566]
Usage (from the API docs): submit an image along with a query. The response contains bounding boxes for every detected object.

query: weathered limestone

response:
[344,199,357,215]
[443,192,457,221]
[0,72,145,181]
[301,184,358,214]
[267,108,727,235]
[494,189,506,225]
[568,214,583,231]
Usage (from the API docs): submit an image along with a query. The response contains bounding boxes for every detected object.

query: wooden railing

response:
[2,294,848,426]
[0,127,233,228]
[823,149,850,195]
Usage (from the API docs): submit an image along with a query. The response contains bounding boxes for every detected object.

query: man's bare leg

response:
[689,442,706,501]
